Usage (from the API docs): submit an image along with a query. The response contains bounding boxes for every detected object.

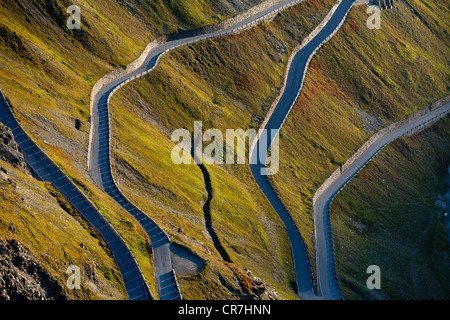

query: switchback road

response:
[88,0,307,300]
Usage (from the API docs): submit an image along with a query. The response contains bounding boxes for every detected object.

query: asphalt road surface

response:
[89,85,180,300]
[251,0,450,299]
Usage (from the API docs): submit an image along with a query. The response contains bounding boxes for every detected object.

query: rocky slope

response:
[0,123,29,174]
[0,240,66,300]
[0,122,128,299]
[0,124,64,300]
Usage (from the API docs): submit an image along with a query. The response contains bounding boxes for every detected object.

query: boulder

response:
[0,122,29,174]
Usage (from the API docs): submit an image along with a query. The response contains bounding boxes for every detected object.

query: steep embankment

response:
[331,116,450,300]
[0,123,127,300]
[2,0,447,300]
[0,239,66,300]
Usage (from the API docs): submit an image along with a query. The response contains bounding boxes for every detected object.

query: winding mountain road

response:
[87,0,307,300]
[251,0,355,300]
[2,0,444,302]
[250,0,450,300]
[312,100,450,299]
[0,0,306,301]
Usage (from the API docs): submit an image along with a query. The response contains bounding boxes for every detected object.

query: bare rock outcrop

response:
[245,270,282,300]
[0,240,67,300]
[0,122,29,174]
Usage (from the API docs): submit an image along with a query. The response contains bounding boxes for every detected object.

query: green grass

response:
[1,0,448,300]
[331,117,450,299]
[318,2,448,120]
[109,0,448,298]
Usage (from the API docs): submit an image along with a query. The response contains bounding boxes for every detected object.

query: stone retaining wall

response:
[313,95,450,204]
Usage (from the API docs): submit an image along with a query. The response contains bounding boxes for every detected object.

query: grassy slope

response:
[270,0,449,273]
[0,158,127,299]
[110,0,337,299]
[0,0,262,299]
[110,0,448,298]
[331,117,450,299]
[318,1,449,120]
[1,0,447,300]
